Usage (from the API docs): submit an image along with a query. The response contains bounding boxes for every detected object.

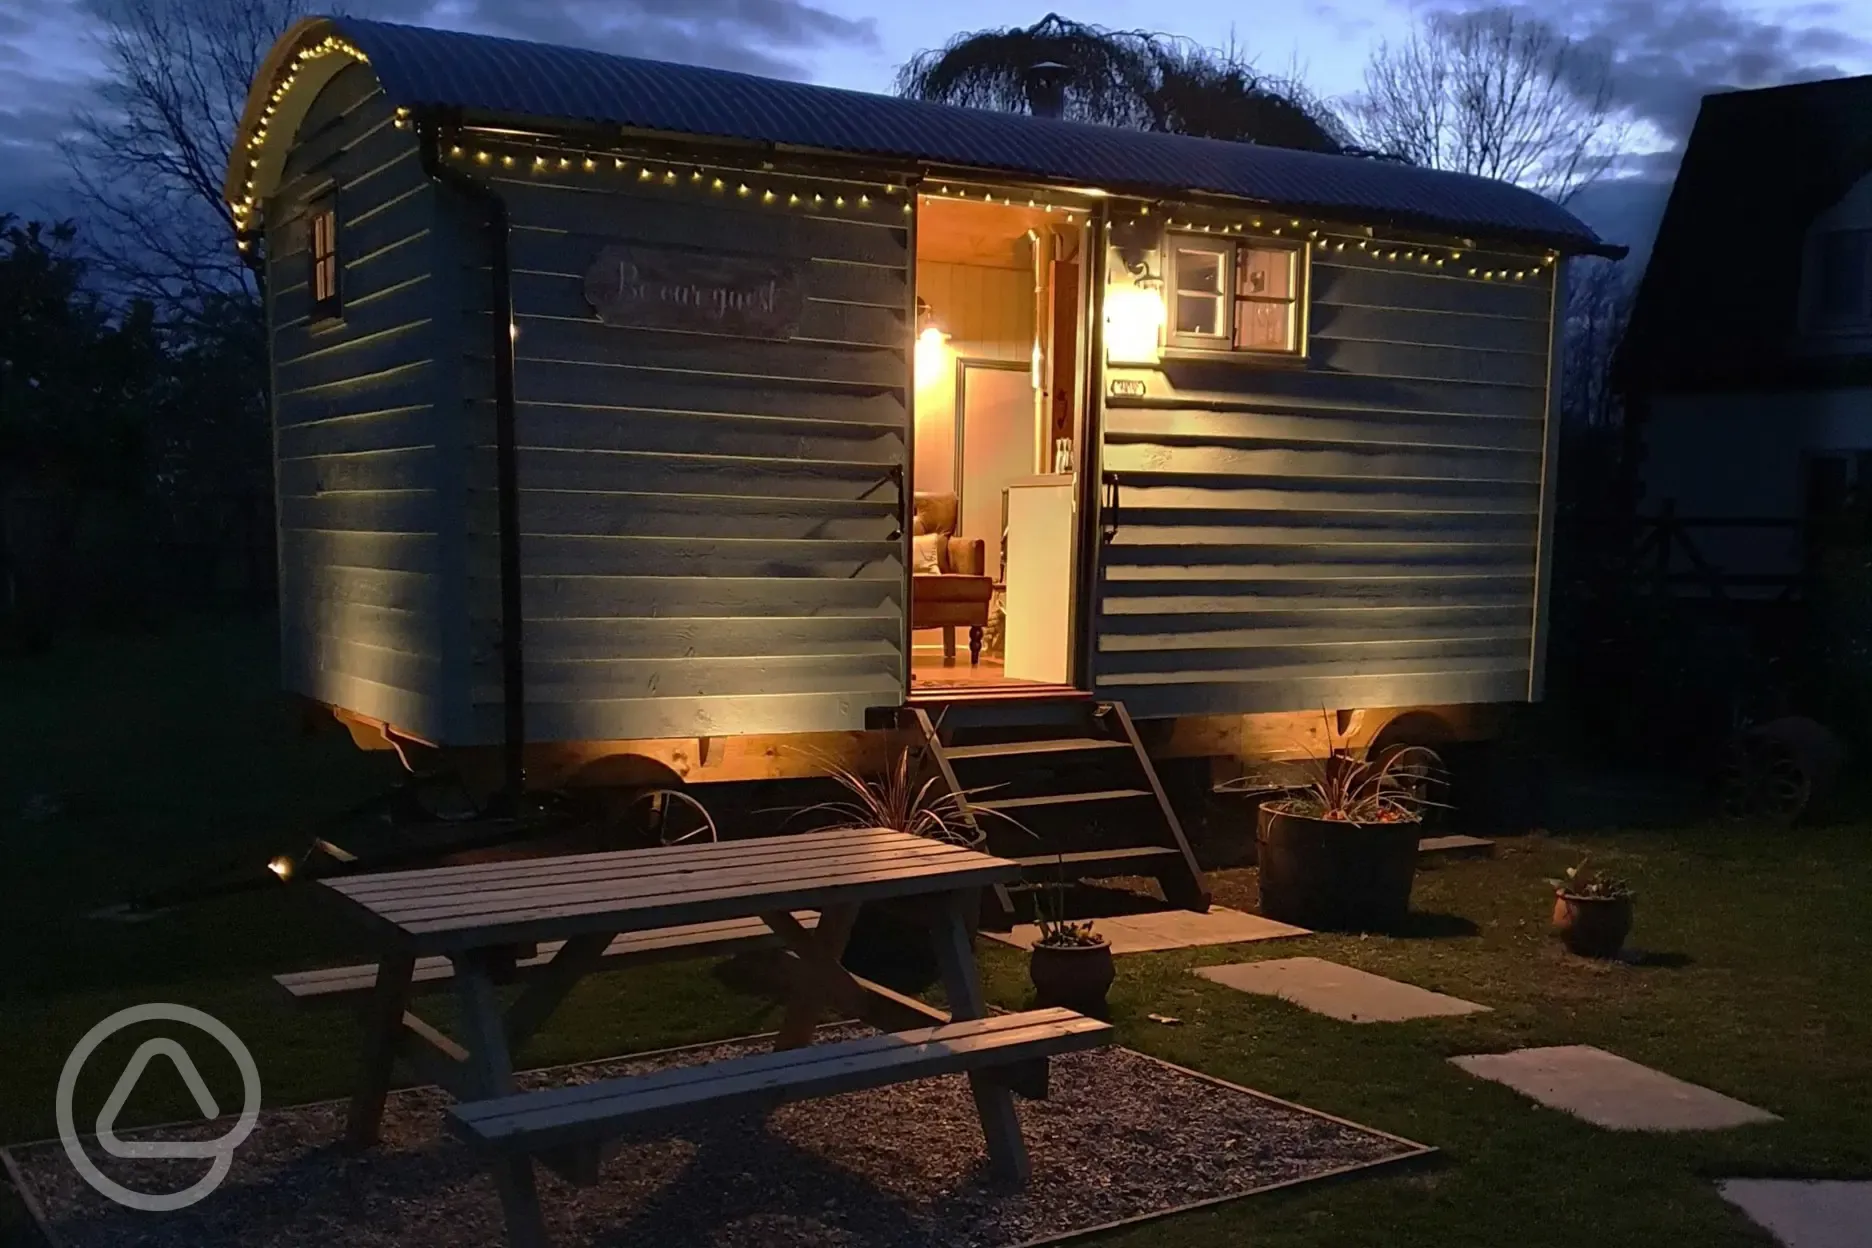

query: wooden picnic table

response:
[316,827,1098,1248]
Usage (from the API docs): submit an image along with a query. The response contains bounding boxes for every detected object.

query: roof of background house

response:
[236,16,1620,258]
[1621,74,1872,393]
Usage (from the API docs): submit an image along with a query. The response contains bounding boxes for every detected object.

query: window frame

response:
[1807,226,1872,335]
[308,197,342,324]
[1164,231,1309,360]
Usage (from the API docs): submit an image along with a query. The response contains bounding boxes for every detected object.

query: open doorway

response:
[910,193,1087,695]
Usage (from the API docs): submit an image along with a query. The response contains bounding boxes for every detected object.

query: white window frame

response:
[1164,232,1309,359]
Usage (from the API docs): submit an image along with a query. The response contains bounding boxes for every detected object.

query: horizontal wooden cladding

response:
[278,443,436,494]
[275,130,426,259]
[278,488,441,533]
[1099,632,1527,676]
[496,535,902,580]
[510,574,903,621]
[1309,302,1547,355]
[283,624,444,687]
[496,688,903,741]
[1108,474,1540,514]
[511,491,899,542]
[277,563,444,614]
[522,614,902,660]
[1102,406,1545,455]
[275,370,433,428]
[512,405,904,464]
[491,447,900,503]
[512,366,903,425]
[511,270,904,350]
[1100,667,1530,719]
[1113,361,1541,420]
[511,319,904,390]
[1102,439,1537,484]
[500,182,908,269]
[274,245,431,327]
[280,526,440,574]
[493,652,902,702]
[1100,575,1535,613]
[276,406,435,458]
[1311,260,1549,320]
[1100,604,1533,646]
[1308,336,1548,390]
[1102,547,1531,578]
[282,659,444,742]
[1106,509,1538,547]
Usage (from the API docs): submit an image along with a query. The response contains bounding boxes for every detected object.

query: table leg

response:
[771,904,860,1049]
[345,950,415,1150]
[454,953,551,1248]
[928,892,1030,1183]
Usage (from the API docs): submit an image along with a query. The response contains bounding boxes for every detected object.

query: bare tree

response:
[64,0,310,321]
[1349,10,1626,204]
[1561,259,1634,429]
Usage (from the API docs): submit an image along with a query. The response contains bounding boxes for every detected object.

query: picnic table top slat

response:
[321,828,1016,954]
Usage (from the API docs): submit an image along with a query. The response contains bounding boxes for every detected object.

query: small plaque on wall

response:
[583,244,804,340]
[1109,377,1146,398]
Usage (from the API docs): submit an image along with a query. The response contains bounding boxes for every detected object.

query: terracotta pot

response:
[1029,937,1114,1014]
[1552,892,1633,958]
[1255,801,1420,931]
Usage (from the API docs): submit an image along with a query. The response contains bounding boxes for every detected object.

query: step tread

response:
[943,738,1131,761]
[974,788,1152,812]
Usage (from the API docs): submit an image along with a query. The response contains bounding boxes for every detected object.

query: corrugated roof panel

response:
[323,16,1618,256]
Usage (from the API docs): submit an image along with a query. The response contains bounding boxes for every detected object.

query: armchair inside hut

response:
[912,492,992,665]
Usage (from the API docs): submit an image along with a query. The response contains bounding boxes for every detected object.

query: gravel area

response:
[13,1031,1425,1248]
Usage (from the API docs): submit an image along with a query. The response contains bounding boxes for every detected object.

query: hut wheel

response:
[618,788,719,846]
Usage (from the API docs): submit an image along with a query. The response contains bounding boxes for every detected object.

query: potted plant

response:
[1549,860,1634,958]
[1027,883,1113,1015]
[1220,721,1444,931]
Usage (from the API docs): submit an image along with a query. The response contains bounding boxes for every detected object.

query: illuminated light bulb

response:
[640,168,652,180]
[1515,270,1527,280]
[692,170,702,181]
[1290,219,1300,227]
[813,193,823,204]
[1140,205,1149,215]
[1450,251,1463,260]
[939,185,949,194]
[1468,267,1478,276]
[762,189,774,203]
[1435,259,1445,267]
[859,194,869,206]
[712,177,723,189]
[534,155,546,167]
[1104,281,1167,366]
[617,157,627,170]
[789,193,799,204]
[450,145,462,156]
[737,183,749,195]
[502,155,514,167]
[267,856,294,882]
[835,195,845,207]
[664,171,676,183]
[583,158,596,171]
[559,157,571,168]
[1386,250,1397,259]
[914,325,951,386]
[476,151,490,163]
[902,202,911,213]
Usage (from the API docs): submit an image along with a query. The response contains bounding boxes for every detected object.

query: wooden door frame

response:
[953,356,1037,583]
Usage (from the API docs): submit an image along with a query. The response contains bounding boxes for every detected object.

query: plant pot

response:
[1552,892,1633,958]
[1028,938,1114,1014]
[1255,801,1420,931]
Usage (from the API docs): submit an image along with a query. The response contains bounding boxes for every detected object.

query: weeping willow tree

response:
[895,13,1346,153]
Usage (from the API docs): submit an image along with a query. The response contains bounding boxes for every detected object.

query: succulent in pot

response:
[1549,859,1634,958]
[1027,883,1114,1015]
[1219,716,1446,931]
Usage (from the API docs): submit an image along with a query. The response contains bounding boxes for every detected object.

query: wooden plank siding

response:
[1096,239,1556,719]
[266,63,456,740]
[454,160,913,744]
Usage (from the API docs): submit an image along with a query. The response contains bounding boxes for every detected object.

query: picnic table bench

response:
[308,827,1110,1248]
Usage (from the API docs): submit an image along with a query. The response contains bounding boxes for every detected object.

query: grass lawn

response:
[3,617,1870,1247]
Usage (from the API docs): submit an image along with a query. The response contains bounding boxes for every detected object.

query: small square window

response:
[309,200,341,322]
[1166,233,1306,356]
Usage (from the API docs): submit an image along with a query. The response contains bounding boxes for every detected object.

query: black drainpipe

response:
[417,119,526,812]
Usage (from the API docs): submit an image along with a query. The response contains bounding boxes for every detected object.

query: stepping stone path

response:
[1719,1180,1872,1248]
[1194,956,1490,1023]
[985,906,1306,954]
[1450,1045,1779,1131]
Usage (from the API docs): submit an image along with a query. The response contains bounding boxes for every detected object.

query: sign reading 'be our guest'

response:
[583,244,805,340]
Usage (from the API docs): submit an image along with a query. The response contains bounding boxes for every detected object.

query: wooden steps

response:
[902,697,1210,921]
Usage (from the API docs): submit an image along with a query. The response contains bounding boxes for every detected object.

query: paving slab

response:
[982,906,1307,954]
[1450,1045,1779,1131]
[1193,956,1489,1023]
[1418,834,1496,858]
[1719,1180,1872,1248]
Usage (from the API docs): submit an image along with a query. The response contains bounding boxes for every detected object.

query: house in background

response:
[1621,74,1872,595]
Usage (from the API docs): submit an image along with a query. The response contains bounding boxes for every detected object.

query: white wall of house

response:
[1641,388,1872,581]
[1797,168,1872,353]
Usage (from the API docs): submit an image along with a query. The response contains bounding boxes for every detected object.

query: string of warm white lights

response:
[230,34,369,247]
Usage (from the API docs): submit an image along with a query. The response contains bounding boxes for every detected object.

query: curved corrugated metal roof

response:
[251,17,1624,257]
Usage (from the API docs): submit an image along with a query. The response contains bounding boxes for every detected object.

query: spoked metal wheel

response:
[617,788,719,847]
